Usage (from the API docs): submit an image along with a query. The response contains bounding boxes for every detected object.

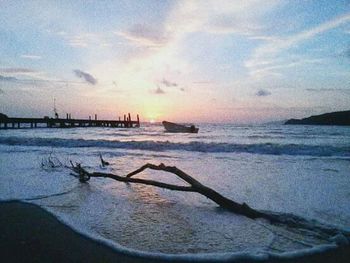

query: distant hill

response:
[285,110,350,126]
[0,113,8,119]
[264,120,287,125]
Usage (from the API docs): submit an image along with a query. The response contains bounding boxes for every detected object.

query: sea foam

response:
[0,136,349,157]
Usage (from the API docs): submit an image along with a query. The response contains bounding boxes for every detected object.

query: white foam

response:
[0,136,349,157]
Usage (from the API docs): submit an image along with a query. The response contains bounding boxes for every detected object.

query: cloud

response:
[306,88,350,93]
[0,74,50,89]
[21,54,42,60]
[68,35,89,48]
[117,24,170,47]
[258,13,350,58]
[161,78,178,87]
[192,81,213,84]
[73,69,97,85]
[160,78,186,92]
[49,30,110,48]
[248,58,324,78]
[117,1,280,48]
[0,75,19,82]
[154,85,165,94]
[246,13,350,78]
[0,74,89,89]
[166,0,282,36]
[106,1,281,98]
[56,31,67,36]
[87,0,284,101]
[345,47,350,58]
[256,89,271,96]
[0,68,37,74]
[0,68,44,79]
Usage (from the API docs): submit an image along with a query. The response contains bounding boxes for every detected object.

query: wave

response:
[0,136,349,157]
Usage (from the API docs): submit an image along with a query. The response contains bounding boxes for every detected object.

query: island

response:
[285,110,350,126]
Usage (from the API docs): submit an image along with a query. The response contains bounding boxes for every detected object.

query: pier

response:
[0,113,140,129]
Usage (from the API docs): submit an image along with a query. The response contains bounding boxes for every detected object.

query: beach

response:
[1,201,350,263]
[0,124,349,261]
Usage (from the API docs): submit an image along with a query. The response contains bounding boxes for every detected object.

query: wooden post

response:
[35,123,37,128]
[95,114,97,120]
[66,113,69,119]
[31,122,33,128]
[128,113,131,128]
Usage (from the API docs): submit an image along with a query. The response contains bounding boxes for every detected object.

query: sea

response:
[0,123,349,261]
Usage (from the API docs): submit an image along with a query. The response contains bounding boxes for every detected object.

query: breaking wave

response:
[0,136,349,157]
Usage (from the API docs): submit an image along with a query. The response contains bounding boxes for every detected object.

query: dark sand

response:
[0,201,161,263]
[0,201,349,263]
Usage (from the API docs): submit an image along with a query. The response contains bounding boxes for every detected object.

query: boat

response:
[162,121,199,133]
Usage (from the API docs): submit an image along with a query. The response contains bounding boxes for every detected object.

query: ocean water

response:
[0,123,349,260]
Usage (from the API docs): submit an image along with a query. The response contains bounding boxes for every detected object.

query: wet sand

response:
[0,201,349,263]
[0,201,161,263]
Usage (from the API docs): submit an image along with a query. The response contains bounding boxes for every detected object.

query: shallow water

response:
[0,123,349,259]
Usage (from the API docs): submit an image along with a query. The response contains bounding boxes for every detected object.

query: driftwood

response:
[41,153,63,169]
[69,162,349,241]
[99,153,110,167]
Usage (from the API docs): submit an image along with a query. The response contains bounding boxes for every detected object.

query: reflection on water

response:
[120,185,196,253]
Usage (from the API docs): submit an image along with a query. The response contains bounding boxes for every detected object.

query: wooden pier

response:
[0,113,140,129]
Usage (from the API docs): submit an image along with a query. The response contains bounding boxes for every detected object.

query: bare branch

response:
[99,153,110,167]
[71,164,195,192]
[126,163,203,187]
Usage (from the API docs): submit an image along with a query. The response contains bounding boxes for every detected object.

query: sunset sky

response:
[0,0,349,123]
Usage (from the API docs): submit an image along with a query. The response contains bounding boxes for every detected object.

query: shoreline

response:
[1,200,349,263]
[0,201,162,263]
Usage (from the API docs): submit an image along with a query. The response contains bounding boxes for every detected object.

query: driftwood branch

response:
[69,162,348,240]
[71,162,195,192]
[99,153,110,167]
[41,152,63,169]
[126,163,264,218]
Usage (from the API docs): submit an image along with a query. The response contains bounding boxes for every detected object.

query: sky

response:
[0,0,349,123]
